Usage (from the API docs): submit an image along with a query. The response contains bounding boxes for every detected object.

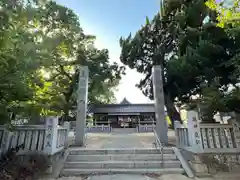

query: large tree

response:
[0,0,125,123]
[120,0,240,124]
[119,0,205,124]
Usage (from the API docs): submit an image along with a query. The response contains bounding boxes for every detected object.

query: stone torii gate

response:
[75,65,168,146]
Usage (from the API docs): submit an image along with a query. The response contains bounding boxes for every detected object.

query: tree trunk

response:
[164,92,182,128]
[60,94,71,125]
[60,71,78,124]
[63,105,69,121]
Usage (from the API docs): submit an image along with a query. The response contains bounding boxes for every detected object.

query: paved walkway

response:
[68,130,177,149]
[41,173,240,180]
[87,174,240,180]
[84,132,155,149]
[82,130,176,149]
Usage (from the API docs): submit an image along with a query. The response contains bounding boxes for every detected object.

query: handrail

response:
[153,129,164,168]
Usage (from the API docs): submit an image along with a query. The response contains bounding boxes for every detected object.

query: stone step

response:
[69,148,174,155]
[67,154,178,161]
[61,168,185,176]
[64,160,181,169]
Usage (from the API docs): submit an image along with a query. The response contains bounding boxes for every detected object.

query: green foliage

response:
[0,0,125,123]
[0,144,50,179]
[120,0,240,122]
[205,0,240,27]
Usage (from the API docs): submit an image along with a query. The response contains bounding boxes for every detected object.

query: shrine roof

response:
[91,103,154,107]
[120,97,131,104]
[90,103,155,113]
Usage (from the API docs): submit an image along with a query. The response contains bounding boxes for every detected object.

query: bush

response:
[0,144,50,180]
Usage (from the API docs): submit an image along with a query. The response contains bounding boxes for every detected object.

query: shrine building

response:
[90,98,157,128]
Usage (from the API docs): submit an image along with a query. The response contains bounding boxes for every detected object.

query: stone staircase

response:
[61,147,185,176]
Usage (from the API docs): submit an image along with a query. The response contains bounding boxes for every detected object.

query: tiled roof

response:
[120,98,131,104]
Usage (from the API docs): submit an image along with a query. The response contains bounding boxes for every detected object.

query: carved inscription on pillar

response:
[187,111,203,152]
[231,120,240,148]
[45,117,53,148]
[75,66,89,146]
[193,117,201,145]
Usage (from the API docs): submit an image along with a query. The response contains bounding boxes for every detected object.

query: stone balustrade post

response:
[174,121,182,128]
[63,121,70,148]
[44,116,59,155]
[0,125,12,153]
[174,121,182,147]
[64,121,70,131]
[187,110,203,152]
[228,118,240,148]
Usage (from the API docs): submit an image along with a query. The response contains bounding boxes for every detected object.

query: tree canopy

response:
[206,0,240,27]
[0,0,125,123]
[120,0,240,124]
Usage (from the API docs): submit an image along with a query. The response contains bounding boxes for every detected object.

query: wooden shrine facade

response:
[89,98,156,128]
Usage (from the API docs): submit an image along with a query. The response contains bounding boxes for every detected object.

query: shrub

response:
[0,145,50,180]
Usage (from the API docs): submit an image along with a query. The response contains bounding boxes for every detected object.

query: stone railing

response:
[0,127,4,144]
[85,124,112,133]
[138,124,156,132]
[175,111,240,153]
[199,123,235,151]
[0,116,69,156]
[174,122,190,148]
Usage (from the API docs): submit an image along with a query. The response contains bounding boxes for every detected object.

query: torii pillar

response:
[75,66,89,146]
[152,65,168,144]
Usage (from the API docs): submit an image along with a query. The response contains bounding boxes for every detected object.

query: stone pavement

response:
[67,130,177,148]
[87,174,240,180]
[87,174,168,180]
[41,173,240,180]
[84,130,177,149]
[85,132,155,149]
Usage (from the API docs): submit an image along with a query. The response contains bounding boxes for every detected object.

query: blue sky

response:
[56,0,160,103]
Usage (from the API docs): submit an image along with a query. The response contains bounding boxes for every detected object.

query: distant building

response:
[90,98,156,128]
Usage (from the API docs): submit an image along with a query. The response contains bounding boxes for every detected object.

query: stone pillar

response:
[1,125,12,153]
[44,116,59,155]
[174,121,182,147]
[187,110,203,152]
[229,118,240,148]
[64,121,70,148]
[152,65,168,144]
[75,66,89,146]
[93,114,96,126]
